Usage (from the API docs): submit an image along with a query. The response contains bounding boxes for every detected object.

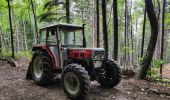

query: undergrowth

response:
[147,59,170,84]
[0,51,32,60]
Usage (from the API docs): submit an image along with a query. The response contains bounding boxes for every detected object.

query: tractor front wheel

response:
[31,51,53,86]
[62,64,90,99]
[98,59,121,87]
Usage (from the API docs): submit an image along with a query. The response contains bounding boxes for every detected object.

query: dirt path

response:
[0,58,170,100]
[163,64,170,79]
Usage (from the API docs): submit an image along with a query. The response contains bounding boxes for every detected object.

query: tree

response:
[113,0,118,61]
[130,0,134,64]
[141,8,146,58]
[30,0,38,41]
[124,0,127,65]
[7,0,15,58]
[102,0,108,58]
[0,28,2,53]
[160,0,166,76]
[66,0,70,23]
[138,0,158,79]
[96,0,100,48]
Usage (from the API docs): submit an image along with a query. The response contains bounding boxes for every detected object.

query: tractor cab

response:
[38,23,86,48]
[27,23,121,100]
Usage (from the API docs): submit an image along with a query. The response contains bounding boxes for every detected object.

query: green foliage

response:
[147,59,169,83]
[15,51,32,59]
[148,70,170,83]
[139,57,144,62]
[121,46,133,53]
[152,59,165,68]
[0,50,32,59]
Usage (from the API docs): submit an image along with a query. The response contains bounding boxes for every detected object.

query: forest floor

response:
[163,63,170,79]
[0,58,170,100]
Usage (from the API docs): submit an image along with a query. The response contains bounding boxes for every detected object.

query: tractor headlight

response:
[93,55,100,59]
[100,55,105,59]
[93,54,105,60]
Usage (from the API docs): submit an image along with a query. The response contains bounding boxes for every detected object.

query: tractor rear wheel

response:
[62,64,90,99]
[32,51,53,86]
[98,59,121,87]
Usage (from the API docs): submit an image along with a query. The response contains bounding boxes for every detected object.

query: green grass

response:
[0,51,32,60]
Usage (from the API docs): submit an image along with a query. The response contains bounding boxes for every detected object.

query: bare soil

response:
[163,64,170,79]
[0,58,170,100]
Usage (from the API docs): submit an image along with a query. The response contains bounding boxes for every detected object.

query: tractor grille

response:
[93,51,105,60]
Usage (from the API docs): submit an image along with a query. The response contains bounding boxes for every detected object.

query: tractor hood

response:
[67,48,105,60]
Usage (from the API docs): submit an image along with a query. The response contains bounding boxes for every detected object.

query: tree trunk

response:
[160,0,166,76]
[22,18,28,51]
[66,0,70,23]
[102,0,108,58]
[130,0,134,65]
[7,0,15,58]
[157,0,161,19]
[138,0,158,79]
[0,29,7,50]
[96,0,100,48]
[0,28,2,53]
[64,0,70,45]
[113,0,118,61]
[30,0,38,41]
[124,0,127,66]
[15,24,20,53]
[155,0,161,58]
[141,8,146,58]
[93,0,97,47]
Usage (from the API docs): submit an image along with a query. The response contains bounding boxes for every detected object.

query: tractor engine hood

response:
[67,48,105,60]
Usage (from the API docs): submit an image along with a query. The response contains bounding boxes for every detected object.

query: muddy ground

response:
[0,58,170,100]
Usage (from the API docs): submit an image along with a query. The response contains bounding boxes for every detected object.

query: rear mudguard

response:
[26,62,33,80]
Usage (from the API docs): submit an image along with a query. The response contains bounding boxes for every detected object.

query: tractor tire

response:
[62,64,90,100]
[31,51,53,86]
[98,59,121,87]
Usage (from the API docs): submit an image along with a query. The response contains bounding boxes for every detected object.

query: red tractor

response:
[26,23,121,99]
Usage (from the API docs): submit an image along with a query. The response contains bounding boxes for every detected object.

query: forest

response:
[0,0,170,100]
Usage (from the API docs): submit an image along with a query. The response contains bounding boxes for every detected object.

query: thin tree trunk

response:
[66,0,70,23]
[64,0,70,45]
[81,9,84,23]
[30,0,38,41]
[138,0,158,79]
[155,0,161,58]
[136,17,138,32]
[130,0,134,65]
[160,0,166,77]
[15,25,20,53]
[113,0,118,61]
[29,7,33,45]
[0,28,2,53]
[93,0,97,47]
[96,0,100,48]
[157,0,161,19]
[22,18,28,51]
[7,0,15,58]
[0,29,7,50]
[124,0,127,66]
[141,8,146,58]
[102,0,108,58]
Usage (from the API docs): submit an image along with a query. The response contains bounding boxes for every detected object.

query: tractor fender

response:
[32,46,58,69]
